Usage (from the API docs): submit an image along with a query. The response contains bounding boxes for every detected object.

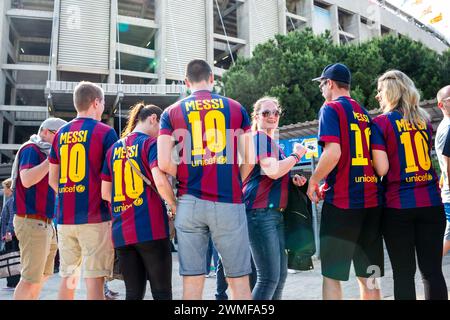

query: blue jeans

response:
[246,208,287,300]
[215,257,229,300]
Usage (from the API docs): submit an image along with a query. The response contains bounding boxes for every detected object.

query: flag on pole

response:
[430,12,443,24]
[420,5,432,18]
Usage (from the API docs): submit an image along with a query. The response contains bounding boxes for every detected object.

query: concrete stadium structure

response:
[0,0,448,175]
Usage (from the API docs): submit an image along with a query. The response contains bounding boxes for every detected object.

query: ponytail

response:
[121,102,163,138]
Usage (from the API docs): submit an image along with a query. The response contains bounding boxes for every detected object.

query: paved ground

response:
[1,248,449,300]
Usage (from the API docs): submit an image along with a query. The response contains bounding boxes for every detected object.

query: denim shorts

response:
[174,194,252,277]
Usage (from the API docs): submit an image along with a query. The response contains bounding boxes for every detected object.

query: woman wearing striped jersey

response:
[242,97,308,300]
[101,103,176,300]
[371,70,448,300]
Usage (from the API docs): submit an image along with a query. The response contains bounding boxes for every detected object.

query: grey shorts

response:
[445,221,450,241]
[174,194,252,278]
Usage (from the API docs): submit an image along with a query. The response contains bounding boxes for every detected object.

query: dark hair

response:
[185,59,212,83]
[121,102,163,138]
[333,80,350,90]
[73,81,104,112]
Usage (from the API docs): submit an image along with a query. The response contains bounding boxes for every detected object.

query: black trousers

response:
[5,237,20,288]
[116,238,172,300]
[383,205,448,300]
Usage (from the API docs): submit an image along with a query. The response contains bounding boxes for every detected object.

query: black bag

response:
[283,179,316,271]
[0,239,21,279]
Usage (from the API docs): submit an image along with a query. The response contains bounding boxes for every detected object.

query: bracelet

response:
[290,153,301,163]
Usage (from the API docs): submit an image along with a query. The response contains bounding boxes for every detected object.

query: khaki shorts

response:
[57,221,114,278]
[13,215,58,284]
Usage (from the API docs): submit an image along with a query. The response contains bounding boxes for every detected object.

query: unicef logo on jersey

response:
[133,197,144,207]
[76,185,85,193]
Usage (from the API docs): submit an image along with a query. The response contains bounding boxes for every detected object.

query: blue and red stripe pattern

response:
[49,117,118,224]
[318,96,381,209]
[159,90,251,204]
[15,144,55,219]
[101,132,169,248]
[243,131,289,210]
[371,111,441,209]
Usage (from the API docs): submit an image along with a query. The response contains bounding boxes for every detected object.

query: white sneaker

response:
[287,269,297,274]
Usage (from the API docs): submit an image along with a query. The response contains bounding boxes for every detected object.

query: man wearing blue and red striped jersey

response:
[307,63,383,300]
[49,81,118,300]
[12,118,66,300]
[158,59,254,300]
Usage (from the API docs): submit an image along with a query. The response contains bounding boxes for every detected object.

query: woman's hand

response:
[292,174,307,187]
[292,142,307,159]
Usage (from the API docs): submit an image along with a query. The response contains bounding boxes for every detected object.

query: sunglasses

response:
[319,80,328,90]
[260,110,281,117]
[48,129,57,134]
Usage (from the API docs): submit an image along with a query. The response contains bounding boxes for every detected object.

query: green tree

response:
[222,29,450,125]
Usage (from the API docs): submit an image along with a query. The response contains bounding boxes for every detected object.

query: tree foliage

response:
[221,29,450,126]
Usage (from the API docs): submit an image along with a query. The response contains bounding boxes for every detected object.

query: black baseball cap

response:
[312,63,351,84]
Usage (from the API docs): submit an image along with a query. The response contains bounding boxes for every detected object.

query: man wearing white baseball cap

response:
[11,117,67,300]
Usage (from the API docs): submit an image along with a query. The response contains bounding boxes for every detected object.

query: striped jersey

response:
[15,144,55,219]
[318,96,381,209]
[49,117,118,224]
[371,111,441,209]
[243,131,289,210]
[159,90,251,203]
[101,132,169,248]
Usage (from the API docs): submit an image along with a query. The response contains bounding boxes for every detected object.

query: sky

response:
[386,0,450,42]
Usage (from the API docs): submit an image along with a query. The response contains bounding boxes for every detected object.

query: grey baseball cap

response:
[39,117,67,132]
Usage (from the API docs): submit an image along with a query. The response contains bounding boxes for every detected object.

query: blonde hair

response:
[2,178,12,189]
[251,96,282,131]
[121,102,163,138]
[377,70,429,128]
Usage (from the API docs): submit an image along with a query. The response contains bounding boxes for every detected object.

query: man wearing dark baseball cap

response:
[312,63,352,85]
[307,63,384,300]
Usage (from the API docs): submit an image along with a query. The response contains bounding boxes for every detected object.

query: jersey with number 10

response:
[101,133,169,248]
[49,117,118,224]
[371,111,441,209]
[318,96,381,209]
[159,90,251,204]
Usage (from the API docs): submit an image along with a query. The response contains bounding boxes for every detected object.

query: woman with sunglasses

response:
[242,96,307,300]
[371,70,448,300]
[101,103,176,300]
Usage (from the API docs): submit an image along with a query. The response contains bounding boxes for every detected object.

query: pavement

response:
[1,247,449,300]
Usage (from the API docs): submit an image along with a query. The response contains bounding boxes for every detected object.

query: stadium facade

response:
[0,0,448,174]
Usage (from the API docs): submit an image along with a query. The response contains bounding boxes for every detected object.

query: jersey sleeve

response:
[240,105,251,132]
[318,104,340,146]
[371,117,387,151]
[101,147,113,182]
[48,134,60,164]
[442,126,450,157]
[19,145,41,171]
[159,110,173,136]
[103,128,119,151]
[147,140,158,170]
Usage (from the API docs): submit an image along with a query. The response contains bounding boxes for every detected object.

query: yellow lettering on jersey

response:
[352,111,369,123]
[395,119,427,133]
[59,130,88,144]
[113,145,139,160]
[185,99,225,112]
